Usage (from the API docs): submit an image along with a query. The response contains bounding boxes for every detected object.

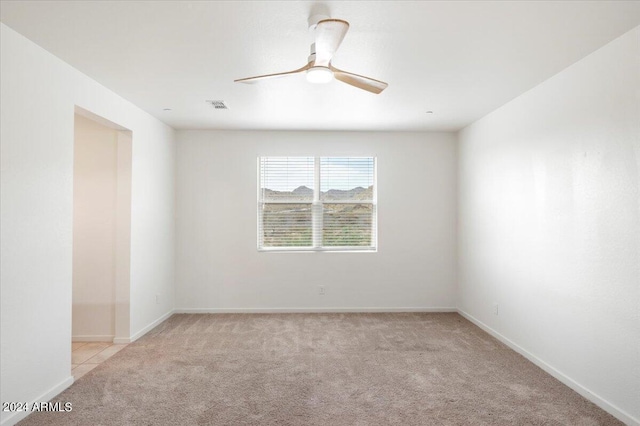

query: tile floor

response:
[71,341,127,380]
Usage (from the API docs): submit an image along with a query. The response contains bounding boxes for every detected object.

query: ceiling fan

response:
[234,15,388,94]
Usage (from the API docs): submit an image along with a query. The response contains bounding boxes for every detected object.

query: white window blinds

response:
[258,156,377,251]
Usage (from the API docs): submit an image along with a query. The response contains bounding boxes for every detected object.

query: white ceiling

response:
[1,1,639,131]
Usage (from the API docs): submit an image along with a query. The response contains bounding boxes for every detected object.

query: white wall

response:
[115,130,133,342]
[176,130,457,311]
[72,114,119,340]
[0,23,175,426]
[457,26,640,424]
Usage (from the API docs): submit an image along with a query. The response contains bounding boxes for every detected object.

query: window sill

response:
[258,247,377,253]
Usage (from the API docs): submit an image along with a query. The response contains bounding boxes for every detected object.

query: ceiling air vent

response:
[207,100,229,110]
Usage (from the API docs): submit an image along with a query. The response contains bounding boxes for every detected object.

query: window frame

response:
[257,156,377,253]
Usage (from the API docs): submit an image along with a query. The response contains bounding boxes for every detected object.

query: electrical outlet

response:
[318,286,325,295]
[493,303,499,316]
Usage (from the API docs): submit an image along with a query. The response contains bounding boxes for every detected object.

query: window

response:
[258,157,377,251]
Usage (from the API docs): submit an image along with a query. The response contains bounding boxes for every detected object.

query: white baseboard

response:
[0,376,74,426]
[112,337,131,344]
[129,309,174,342]
[457,309,639,426]
[174,307,457,314]
[71,335,114,342]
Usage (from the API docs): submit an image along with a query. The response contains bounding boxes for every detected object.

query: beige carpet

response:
[19,313,621,425]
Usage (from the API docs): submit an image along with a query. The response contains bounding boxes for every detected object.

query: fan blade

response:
[314,19,349,66]
[330,65,388,94]
[235,63,312,84]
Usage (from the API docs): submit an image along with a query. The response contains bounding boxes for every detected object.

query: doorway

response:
[71,108,131,376]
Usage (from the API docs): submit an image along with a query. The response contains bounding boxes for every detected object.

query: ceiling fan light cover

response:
[306,66,334,84]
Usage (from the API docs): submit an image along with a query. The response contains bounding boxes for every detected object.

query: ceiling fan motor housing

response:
[308,42,317,64]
